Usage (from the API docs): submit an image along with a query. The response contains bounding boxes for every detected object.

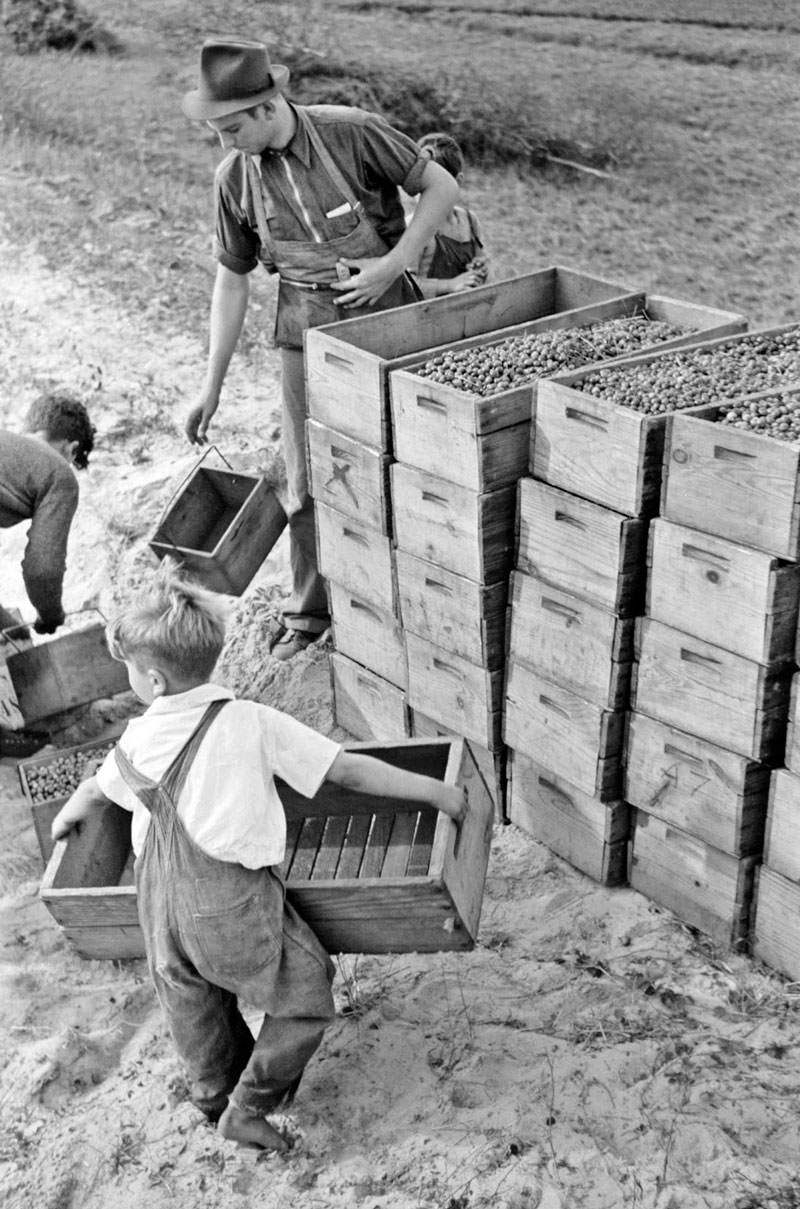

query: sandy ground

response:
[3,241,800,1209]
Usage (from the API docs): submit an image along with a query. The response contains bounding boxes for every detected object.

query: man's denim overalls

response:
[115,700,336,1120]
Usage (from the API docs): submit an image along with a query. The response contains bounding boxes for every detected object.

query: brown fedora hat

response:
[182,37,290,120]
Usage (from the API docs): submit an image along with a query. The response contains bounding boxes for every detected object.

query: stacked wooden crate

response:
[650,381,800,968]
[533,331,800,944]
[504,305,749,884]
[306,267,641,752]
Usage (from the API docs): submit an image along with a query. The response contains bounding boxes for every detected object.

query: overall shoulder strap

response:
[160,698,230,803]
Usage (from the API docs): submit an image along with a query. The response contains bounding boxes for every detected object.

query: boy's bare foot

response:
[217,1103,290,1152]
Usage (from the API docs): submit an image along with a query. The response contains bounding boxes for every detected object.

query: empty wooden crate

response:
[6,622,131,725]
[40,738,494,959]
[149,465,287,595]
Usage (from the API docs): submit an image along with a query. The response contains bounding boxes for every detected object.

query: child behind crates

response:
[51,560,466,1153]
[412,132,490,299]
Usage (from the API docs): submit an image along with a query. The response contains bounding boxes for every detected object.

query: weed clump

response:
[1,0,123,54]
[283,48,621,172]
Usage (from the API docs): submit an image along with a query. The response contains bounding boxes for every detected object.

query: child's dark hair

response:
[106,559,230,682]
[417,132,464,180]
[24,391,96,470]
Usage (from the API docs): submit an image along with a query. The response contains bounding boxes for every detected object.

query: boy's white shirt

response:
[95,683,342,868]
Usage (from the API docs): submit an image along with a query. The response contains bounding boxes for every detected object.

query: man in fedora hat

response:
[182,36,459,660]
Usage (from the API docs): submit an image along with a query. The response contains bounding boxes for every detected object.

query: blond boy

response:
[51,563,465,1152]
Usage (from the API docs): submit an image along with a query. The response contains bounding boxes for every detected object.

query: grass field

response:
[0,0,798,348]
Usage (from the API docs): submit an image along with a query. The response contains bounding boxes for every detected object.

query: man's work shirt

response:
[0,431,78,625]
[212,103,428,275]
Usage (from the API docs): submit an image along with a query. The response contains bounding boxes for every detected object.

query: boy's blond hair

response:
[106,559,230,682]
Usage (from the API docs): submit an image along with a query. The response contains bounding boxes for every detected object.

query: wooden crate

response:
[17,727,127,863]
[328,582,407,690]
[315,502,398,615]
[508,749,629,885]
[763,767,800,882]
[307,419,392,536]
[784,671,800,775]
[628,808,758,949]
[752,865,800,980]
[40,738,495,959]
[406,633,503,751]
[533,322,800,520]
[305,265,636,448]
[631,616,793,763]
[507,570,634,709]
[392,464,516,585]
[516,478,648,616]
[7,623,131,725]
[410,708,507,821]
[149,466,287,595]
[662,388,800,559]
[503,659,624,798]
[646,517,800,664]
[624,711,769,857]
[396,550,507,670]
[391,292,746,491]
[331,653,411,741]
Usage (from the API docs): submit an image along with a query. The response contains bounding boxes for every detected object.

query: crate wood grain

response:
[784,672,800,775]
[410,708,507,821]
[40,738,495,959]
[406,633,503,751]
[391,464,516,585]
[624,711,769,857]
[763,767,800,882]
[631,616,792,763]
[508,750,629,885]
[315,501,398,615]
[628,809,758,949]
[516,478,648,616]
[752,865,800,980]
[503,659,624,799]
[507,570,634,709]
[662,389,800,559]
[328,582,407,690]
[18,728,127,864]
[331,653,411,741]
[149,467,287,595]
[7,624,132,726]
[646,518,800,664]
[396,551,507,670]
[391,292,745,492]
[307,420,392,536]
[305,266,636,448]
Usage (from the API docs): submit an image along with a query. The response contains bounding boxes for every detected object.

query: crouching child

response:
[50,562,466,1153]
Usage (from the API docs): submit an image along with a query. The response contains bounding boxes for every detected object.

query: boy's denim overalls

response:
[115,700,336,1121]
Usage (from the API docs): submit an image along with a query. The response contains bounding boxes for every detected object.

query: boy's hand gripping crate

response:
[39,737,494,960]
[18,727,128,863]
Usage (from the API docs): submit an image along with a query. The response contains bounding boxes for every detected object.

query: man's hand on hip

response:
[330,256,403,309]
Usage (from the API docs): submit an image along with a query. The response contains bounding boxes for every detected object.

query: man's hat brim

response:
[181,64,290,120]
